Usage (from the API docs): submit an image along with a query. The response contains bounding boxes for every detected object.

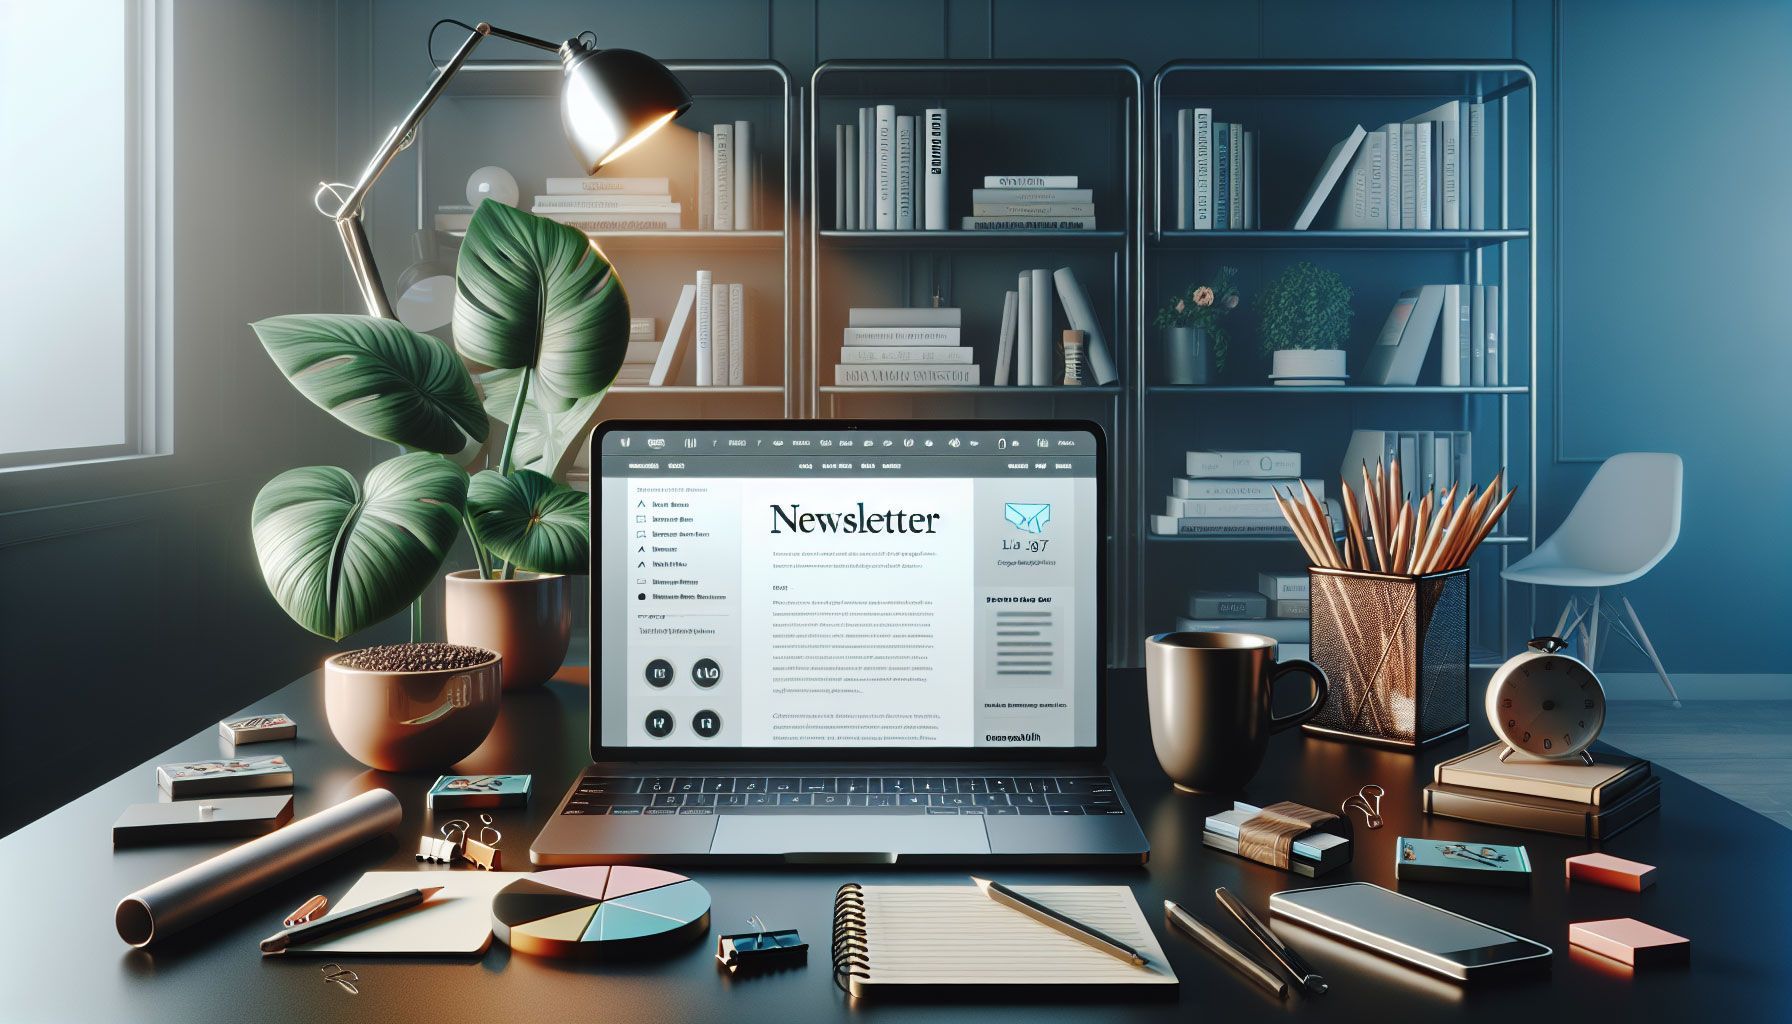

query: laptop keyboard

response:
[561,775,1121,816]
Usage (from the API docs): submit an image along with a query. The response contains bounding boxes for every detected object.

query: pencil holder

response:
[1305,566,1470,749]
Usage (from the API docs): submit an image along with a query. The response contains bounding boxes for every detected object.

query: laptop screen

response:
[593,422,1103,756]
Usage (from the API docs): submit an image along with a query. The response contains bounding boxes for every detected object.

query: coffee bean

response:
[335,643,496,673]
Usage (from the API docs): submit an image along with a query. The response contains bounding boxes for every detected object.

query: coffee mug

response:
[1145,631,1329,793]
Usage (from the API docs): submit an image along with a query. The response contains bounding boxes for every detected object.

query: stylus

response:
[1165,900,1287,999]
[1215,887,1328,995]
[973,877,1148,966]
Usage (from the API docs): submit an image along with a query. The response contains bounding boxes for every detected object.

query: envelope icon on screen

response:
[1005,502,1052,534]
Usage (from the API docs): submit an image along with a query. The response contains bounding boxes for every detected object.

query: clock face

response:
[1490,654,1606,759]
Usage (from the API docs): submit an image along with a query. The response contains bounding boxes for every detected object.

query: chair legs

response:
[1546,589,1681,707]
[1617,590,1683,707]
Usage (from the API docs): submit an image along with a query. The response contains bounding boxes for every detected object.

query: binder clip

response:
[717,915,808,974]
[461,814,503,871]
[416,821,465,864]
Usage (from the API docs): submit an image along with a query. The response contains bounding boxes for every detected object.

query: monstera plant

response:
[249,199,628,654]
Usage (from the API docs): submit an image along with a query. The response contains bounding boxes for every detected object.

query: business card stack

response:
[834,306,975,387]
[1422,741,1661,839]
[1203,801,1351,877]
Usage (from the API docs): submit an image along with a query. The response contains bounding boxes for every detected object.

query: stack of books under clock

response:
[1423,742,1661,840]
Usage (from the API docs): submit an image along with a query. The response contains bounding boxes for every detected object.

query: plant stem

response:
[501,558,516,581]
[461,511,493,580]
[497,367,531,477]
[410,594,424,642]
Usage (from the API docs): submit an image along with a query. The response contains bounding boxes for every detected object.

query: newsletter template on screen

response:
[598,428,1099,749]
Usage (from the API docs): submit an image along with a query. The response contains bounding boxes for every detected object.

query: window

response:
[0,1,161,470]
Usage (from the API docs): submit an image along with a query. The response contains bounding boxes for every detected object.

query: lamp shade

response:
[558,41,691,172]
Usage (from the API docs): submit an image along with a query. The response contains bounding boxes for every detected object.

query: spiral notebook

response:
[832,884,1178,998]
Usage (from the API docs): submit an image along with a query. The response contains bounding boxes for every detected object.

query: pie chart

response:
[491,866,711,959]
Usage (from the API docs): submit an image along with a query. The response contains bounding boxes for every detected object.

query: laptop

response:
[531,419,1149,865]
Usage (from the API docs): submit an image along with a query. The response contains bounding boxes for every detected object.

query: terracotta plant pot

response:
[443,570,573,690]
[324,648,502,772]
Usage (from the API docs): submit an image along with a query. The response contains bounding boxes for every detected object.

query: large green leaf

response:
[476,367,605,481]
[251,453,469,639]
[251,313,486,456]
[452,199,630,405]
[466,468,590,575]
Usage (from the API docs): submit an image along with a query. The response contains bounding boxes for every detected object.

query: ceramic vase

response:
[444,570,573,690]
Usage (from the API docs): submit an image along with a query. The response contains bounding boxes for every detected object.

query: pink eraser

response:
[1566,852,1657,891]
[1569,918,1689,967]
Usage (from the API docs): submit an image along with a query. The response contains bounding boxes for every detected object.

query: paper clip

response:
[461,814,502,871]
[1341,784,1385,830]
[717,915,808,974]
[284,894,329,927]
[321,963,360,995]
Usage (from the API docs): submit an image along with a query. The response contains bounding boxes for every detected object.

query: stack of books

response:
[1361,284,1504,387]
[613,317,661,386]
[832,105,947,230]
[433,203,474,232]
[990,267,1119,386]
[1177,577,1311,660]
[1152,450,1337,538]
[834,307,973,387]
[1294,100,1489,231]
[530,177,681,231]
[1340,430,1472,503]
[1170,111,1259,230]
[694,121,758,230]
[1423,741,1662,839]
[965,175,1095,231]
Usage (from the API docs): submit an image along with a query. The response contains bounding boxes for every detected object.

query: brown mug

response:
[1144,631,1329,793]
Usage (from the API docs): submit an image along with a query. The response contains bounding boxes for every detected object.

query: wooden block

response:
[1566,852,1657,892]
[1569,918,1689,967]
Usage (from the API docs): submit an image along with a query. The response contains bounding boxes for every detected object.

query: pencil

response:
[1363,461,1389,572]
[1340,480,1371,571]
[1165,900,1287,1000]
[975,877,1146,967]
[1433,485,1478,571]
[1272,490,1320,566]
[1299,480,1338,568]
[1461,488,1516,560]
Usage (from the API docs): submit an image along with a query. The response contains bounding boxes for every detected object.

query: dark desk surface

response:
[3,668,1778,1021]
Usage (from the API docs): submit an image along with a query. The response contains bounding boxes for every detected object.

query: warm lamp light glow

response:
[599,109,679,166]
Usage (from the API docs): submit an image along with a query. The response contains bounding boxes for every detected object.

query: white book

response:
[1333,130,1387,229]
[960,217,1097,230]
[536,212,681,231]
[711,124,734,232]
[842,326,961,346]
[848,307,961,328]
[874,104,896,230]
[923,108,948,230]
[969,188,1092,203]
[834,365,978,386]
[1468,102,1486,231]
[1052,267,1118,386]
[912,114,925,229]
[1173,478,1323,501]
[840,346,974,363]
[531,199,680,212]
[1165,497,1285,519]
[710,282,731,384]
[857,107,872,227]
[993,290,1018,386]
[732,120,754,230]
[1293,125,1367,229]
[1259,571,1310,600]
[1380,123,1402,229]
[543,177,670,195]
[693,271,713,386]
[1186,450,1300,478]
[1485,284,1500,385]
[696,131,713,230]
[1440,112,1460,229]
[1242,129,1257,228]
[843,124,859,230]
[1228,122,1244,230]
[1409,101,1460,229]
[1439,284,1464,387]
[1175,109,1194,229]
[1193,109,1213,229]
[834,125,847,229]
[972,202,1097,217]
[1399,123,1418,229]
[628,317,658,341]
[1470,284,1486,387]
[649,284,698,386]
[1362,285,1443,386]
[984,175,1078,188]
[1411,122,1432,229]
[1029,269,1052,386]
[727,282,745,385]
[1016,272,1033,387]
[894,115,916,230]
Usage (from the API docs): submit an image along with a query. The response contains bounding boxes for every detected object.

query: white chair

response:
[1502,453,1683,705]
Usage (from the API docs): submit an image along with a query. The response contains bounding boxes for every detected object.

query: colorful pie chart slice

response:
[491,866,711,960]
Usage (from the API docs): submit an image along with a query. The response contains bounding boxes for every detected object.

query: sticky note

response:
[1566,852,1657,892]
[1569,918,1689,967]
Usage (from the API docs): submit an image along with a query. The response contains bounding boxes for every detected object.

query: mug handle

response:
[1266,659,1330,733]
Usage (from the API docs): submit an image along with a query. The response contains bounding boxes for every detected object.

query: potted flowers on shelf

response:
[1153,266,1239,385]
[1255,261,1354,386]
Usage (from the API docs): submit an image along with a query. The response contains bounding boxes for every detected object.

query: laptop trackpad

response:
[711,815,990,862]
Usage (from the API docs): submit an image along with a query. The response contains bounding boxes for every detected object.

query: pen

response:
[1214,887,1328,995]
[1164,899,1287,999]
[259,886,444,955]
[971,877,1147,967]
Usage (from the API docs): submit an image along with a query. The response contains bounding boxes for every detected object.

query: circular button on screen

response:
[644,659,674,688]
[644,710,675,738]
[692,658,722,688]
[692,710,722,739]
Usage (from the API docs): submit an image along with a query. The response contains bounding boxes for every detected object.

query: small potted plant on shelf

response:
[1153,266,1239,385]
[1255,260,1354,386]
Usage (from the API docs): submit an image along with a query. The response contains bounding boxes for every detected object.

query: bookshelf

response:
[1143,61,1538,668]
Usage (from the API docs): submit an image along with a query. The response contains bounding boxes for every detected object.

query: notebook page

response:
[858,885,1177,986]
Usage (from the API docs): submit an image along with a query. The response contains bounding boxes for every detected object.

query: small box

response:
[1203,801,1351,877]
[157,756,292,797]
[1569,918,1689,967]
[1188,590,1268,619]
[1395,837,1532,887]
[427,774,532,809]
[113,794,293,846]
[218,713,296,745]
[1566,852,1657,892]
[1258,571,1309,600]
[1270,598,1310,619]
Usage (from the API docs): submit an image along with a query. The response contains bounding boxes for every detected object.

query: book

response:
[1175,108,1194,229]
[1335,129,1388,229]
[693,271,713,386]
[1165,497,1283,519]
[727,282,745,385]
[912,117,927,229]
[1228,122,1244,229]
[530,197,679,211]
[628,317,657,341]
[710,282,731,385]
[1193,108,1213,229]
[894,115,916,230]
[874,104,895,230]
[830,883,1177,999]
[1339,429,1401,488]
[858,107,872,227]
[534,212,682,231]
[697,130,714,230]
[1470,284,1487,386]
[732,120,754,230]
[1424,775,1661,840]
[1293,125,1367,229]
[1468,101,1486,230]
[157,756,293,797]
[971,202,1096,217]
[1243,129,1257,227]
[842,124,859,229]
[1485,284,1500,384]
[1409,101,1460,229]
[1381,122,1402,228]
[1175,617,1309,643]
[983,175,1078,188]
[1399,123,1418,229]
[623,341,661,362]
[923,108,948,230]
[1213,122,1230,231]
[1361,285,1444,386]
[1435,742,1654,806]
[1029,268,1052,386]
[1270,598,1310,619]
[1432,433,1453,493]
[959,217,1097,230]
[543,177,669,195]
[1185,450,1300,478]
[993,289,1018,386]
[1411,121,1432,229]
[842,326,961,346]
[1173,478,1323,501]
[833,365,978,387]
[1439,284,1465,386]
[1051,267,1119,386]
[712,123,734,232]
[1016,272,1033,387]
[1258,572,1309,600]
[1189,591,1268,618]
[840,346,974,364]
[833,124,846,229]
[649,285,697,386]
[971,187,1092,204]
[848,307,962,327]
